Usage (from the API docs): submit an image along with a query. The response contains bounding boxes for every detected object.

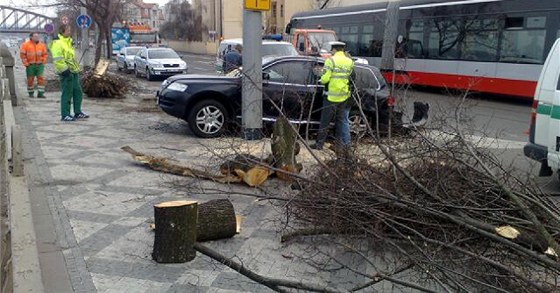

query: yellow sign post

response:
[244,0,271,11]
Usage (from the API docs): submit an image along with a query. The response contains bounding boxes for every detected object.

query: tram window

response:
[339,25,359,56]
[359,25,382,57]
[526,17,546,29]
[427,19,460,60]
[407,20,425,58]
[501,15,546,65]
[460,19,499,61]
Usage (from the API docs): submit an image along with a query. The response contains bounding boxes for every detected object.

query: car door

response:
[118,48,125,67]
[262,60,315,121]
[139,49,147,73]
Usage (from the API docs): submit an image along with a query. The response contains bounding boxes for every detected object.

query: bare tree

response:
[159,0,205,42]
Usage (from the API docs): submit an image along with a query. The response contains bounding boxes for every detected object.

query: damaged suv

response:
[157,56,428,138]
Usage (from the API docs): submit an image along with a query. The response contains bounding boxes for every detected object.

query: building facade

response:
[192,0,317,40]
[122,0,165,31]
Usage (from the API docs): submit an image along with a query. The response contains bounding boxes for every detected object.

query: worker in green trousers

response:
[49,24,89,121]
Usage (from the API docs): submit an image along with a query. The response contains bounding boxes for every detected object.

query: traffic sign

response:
[244,0,270,11]
[61,16,69,25]
[76,14,92,29]
[44,23,54,34]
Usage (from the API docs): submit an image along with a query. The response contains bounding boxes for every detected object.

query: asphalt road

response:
[117,52,558,191]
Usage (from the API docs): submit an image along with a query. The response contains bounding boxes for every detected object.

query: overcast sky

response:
[0,0,171,17]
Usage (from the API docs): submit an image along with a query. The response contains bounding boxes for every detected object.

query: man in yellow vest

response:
[312,41,355,150]
[50,24,89,121]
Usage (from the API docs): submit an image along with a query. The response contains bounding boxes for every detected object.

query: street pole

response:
[380,0,400,140]
[380,0,400,71]
[241,8,263,140]
[80,7,90,67]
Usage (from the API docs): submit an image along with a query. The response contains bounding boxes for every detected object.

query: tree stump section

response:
[152,200,198,263]
[197,199,237,242]
[271,117,301,181]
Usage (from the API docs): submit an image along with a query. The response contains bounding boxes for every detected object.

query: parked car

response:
[215,39,299,73]
[134,47,187,81]
[158,56,397,138]
[116,46,143,73]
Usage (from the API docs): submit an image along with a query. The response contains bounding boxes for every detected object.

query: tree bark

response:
[197,199,237,242]
[271,117,301,181]
[152,200,198,263]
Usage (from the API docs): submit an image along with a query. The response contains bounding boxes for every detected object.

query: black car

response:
[157,56,392,138]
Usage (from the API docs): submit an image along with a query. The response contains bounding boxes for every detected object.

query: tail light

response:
[528,99,538,143]
[387,95,396,107]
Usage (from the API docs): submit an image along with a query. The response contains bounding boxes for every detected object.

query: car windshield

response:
[307,32,337,51]
[127,48,141,55]
[262,44,298,57]
[149,50,179,59]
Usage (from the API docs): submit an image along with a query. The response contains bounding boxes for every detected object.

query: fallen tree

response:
[282,95,560,292]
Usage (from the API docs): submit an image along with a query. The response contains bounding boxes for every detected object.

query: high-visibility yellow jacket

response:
[49,34,80,74]
[320,51,354,103]
[19,40,48,66]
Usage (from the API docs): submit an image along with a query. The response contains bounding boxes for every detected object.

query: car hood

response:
[167,74,239,82]
[149,58,184,64]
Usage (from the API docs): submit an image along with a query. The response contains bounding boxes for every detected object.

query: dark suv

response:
[157,56,391,138]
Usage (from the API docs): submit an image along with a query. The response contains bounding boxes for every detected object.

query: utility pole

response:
[242,0,270,140]
[80,7,90,67]
[380,0,400,71]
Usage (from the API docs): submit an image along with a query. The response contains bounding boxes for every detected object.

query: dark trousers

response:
[316,98,351,147]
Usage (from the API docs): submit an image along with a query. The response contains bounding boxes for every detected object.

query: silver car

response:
[134,48,188,81]
[116,46,142,73]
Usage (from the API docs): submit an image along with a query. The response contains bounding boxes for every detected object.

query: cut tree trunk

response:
[197,199,237,242]
[152,200,198,263]
[271,117,301,181]
[220,154,274,186]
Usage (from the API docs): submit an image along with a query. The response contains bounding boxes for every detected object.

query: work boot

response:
[37,93,46,98]
[74,112,90,119]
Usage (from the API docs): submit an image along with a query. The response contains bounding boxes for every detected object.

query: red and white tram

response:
[287,0,560,99]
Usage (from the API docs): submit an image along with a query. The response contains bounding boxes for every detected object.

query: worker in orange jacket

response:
[20,32,48,98]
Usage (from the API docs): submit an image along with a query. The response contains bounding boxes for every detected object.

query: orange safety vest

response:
[19,40,48,66]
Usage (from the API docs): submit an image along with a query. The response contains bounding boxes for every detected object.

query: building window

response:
[280,5,284,18]
[272,2,277,18]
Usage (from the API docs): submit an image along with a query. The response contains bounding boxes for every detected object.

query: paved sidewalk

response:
[11,60,394,292]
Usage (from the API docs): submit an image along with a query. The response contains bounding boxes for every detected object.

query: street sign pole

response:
[242,0,269,140]
[80,7,90,67]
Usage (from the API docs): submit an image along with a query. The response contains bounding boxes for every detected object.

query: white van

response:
[215,38,298,73]
[524,38,560,178]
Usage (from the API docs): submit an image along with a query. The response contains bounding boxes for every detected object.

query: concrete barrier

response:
[167,40,218,55]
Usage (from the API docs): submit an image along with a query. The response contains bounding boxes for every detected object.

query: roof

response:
[133,0,157,9]
[220,39,293,46]
[291,0,503,19]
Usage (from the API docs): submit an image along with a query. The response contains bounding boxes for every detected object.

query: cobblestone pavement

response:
[13,57,412,293]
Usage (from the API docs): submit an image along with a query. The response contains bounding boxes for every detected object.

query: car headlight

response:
[150,62,162,68]
[179,61,187,68]
[160,79,171,90]
[167,82,188,92]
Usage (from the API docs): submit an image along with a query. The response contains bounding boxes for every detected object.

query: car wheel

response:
[349,111,368,140]
[187,100,228,138]
[123,63,128,73]
[146,67,154,81]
